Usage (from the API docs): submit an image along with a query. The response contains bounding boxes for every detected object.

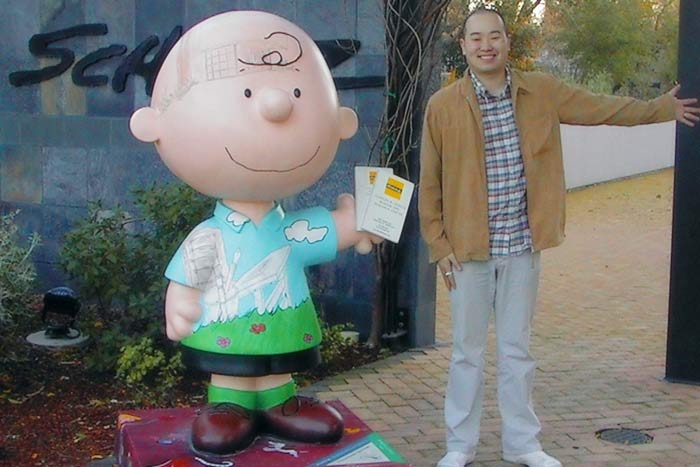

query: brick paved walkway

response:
[309,169,700,467]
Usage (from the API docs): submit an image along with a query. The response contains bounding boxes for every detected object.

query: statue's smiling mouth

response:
[225,146,320,173]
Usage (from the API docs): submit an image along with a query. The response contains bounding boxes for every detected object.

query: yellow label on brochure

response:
[385,177,404,199]
[369,170,378,184]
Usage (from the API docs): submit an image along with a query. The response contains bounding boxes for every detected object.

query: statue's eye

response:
[293,88,301,98]
[244,89,252,98]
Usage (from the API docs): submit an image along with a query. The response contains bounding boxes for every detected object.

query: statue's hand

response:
[335,193,356,219]
[354,232,383,254]
[332,193,384,254]
[164,282,202,341]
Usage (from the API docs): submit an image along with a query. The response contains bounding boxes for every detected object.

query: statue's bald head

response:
[152,11,311,111]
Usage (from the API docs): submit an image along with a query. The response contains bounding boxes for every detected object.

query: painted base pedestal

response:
[116,400,410,467]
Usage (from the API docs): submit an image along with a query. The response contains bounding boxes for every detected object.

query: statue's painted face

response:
[130,11,358,201]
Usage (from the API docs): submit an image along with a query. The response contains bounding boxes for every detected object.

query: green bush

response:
[0,211,40,322]
[60,183,211,379]
[319,322,356,364]
[116,336,184,405]
[0,211,40,363]
[60,204,132,314]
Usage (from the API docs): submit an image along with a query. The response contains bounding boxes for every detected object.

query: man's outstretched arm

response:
[553,74,700,127]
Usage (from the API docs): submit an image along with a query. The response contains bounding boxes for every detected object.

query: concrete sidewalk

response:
[310,169,700,467]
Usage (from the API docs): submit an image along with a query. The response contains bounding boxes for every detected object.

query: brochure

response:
[354,166,394,230]
[358,170,414,243]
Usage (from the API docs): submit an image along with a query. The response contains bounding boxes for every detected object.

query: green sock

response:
[257,380,296,410]
[207,384,257,410]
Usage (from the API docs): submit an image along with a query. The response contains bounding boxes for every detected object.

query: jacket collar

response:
[457,73,482,134]
[459,67,532,100]
[510,68,532,96]
[469,68,512,99]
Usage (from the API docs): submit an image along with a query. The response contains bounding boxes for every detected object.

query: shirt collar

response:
[213,201,286,233]
[468,67,512,99]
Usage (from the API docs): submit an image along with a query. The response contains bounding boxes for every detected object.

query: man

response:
[419,7,700,467]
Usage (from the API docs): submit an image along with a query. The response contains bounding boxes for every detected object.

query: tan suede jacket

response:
[419,69,676,263]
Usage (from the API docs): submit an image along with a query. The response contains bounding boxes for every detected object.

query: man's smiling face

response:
[460,10,510,79]
[133,11,357,202]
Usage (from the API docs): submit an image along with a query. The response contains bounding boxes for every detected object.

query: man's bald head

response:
[462,7,508,40]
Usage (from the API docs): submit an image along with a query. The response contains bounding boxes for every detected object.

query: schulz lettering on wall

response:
[8,23,383,96]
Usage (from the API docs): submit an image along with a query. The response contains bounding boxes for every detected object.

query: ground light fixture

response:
[26,286,89,348]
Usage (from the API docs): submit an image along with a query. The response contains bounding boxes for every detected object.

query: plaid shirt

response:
[469,69,532,257]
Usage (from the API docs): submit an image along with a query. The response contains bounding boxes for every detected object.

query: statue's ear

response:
[339,107,359,140]
[129,107,161,143]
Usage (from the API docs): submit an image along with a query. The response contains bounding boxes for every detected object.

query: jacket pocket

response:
[442,126,477,159]
[519,113,557,159]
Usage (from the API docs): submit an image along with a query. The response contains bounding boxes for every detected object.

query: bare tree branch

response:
[367,0,450,347]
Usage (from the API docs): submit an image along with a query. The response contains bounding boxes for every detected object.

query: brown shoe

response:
[191,403,258,455]
[261,396,344,443]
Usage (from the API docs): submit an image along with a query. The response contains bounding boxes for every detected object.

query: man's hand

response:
[670,84,700,127]
[437,253,462,291]
[164,282,202,341]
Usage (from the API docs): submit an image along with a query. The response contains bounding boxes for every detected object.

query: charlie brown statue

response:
[129,10,380,455]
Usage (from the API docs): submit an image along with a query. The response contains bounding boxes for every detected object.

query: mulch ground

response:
[0,340,184,467]
[0,329,382,466]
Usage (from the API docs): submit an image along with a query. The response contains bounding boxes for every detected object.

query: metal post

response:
[665,0,700,384]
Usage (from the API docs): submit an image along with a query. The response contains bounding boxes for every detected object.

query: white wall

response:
[562,122,676,189]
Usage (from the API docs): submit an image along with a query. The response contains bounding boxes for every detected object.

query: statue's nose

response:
[257,88,294,123]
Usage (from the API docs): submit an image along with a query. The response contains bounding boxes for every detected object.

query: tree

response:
[366,0,451,348]
[442,0,544,76]
[544,0,678,98]
[647,1,679,90]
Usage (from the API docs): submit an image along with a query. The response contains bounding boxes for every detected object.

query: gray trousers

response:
[445,250,542,456]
